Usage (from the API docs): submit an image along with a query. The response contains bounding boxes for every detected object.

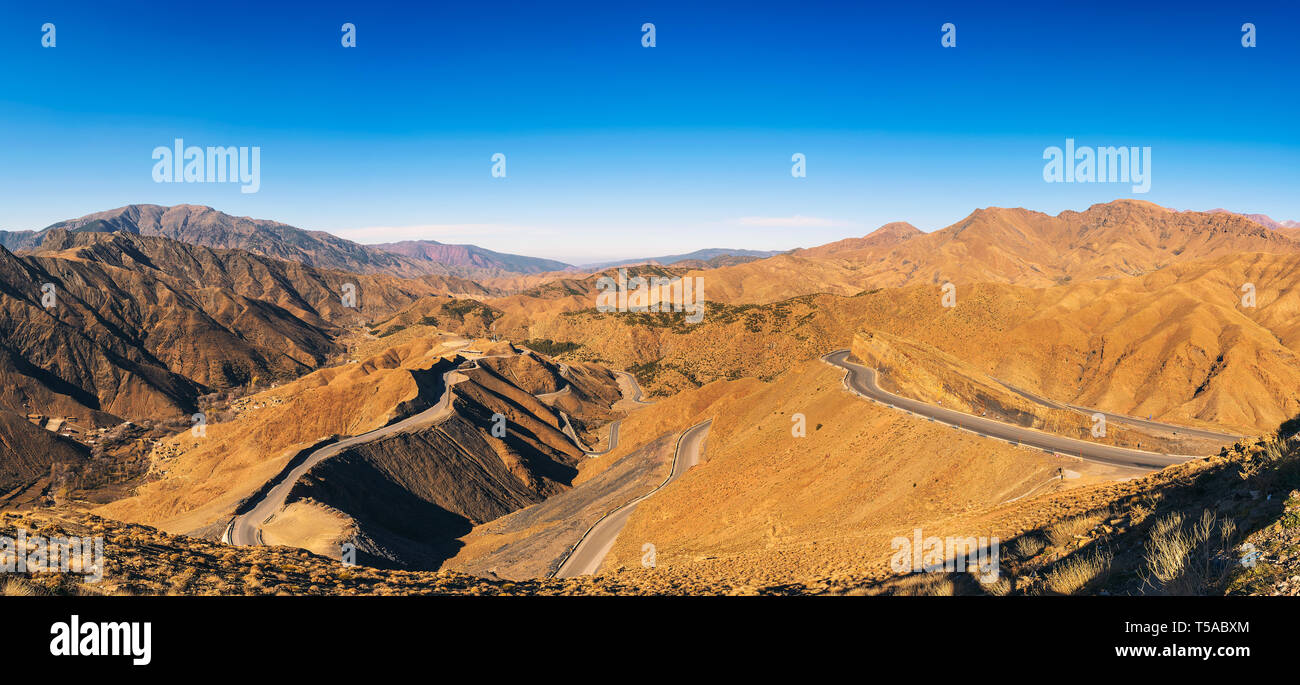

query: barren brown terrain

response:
[674,201,1300,304]
[95,336,471,536]
[5,198,1299,598]
[499,249,1300,436]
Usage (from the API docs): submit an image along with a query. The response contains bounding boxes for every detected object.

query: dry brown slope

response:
[95,336,467,535]
[0,411,89,492]
[0,240,332,424]
[677,200,1300,305]
[847,330,1222,455]
[235,345,624,568]
[510,250,1300,435]
[37,229,498,324]
[598,359,1115,583]
[837,251,1300,434]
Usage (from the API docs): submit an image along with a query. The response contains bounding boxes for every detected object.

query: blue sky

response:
[1,1,1297,264]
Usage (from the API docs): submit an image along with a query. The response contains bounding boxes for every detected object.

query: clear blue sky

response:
[1,1,1296,263]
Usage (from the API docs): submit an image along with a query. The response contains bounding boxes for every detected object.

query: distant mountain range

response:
[369,240,570,274]
[1207,208,1300,241]
[579,248,785,270]
[0,205,788,278]
[0,205,440,277]
[623,200,1300,305]
[0,205,570,278]
[1207,208,1300,230]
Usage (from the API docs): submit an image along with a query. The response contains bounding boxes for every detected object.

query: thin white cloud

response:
[728,215,852,228]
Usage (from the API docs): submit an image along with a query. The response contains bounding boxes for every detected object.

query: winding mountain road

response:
[582,421,621,457]
[546,368,647,457]
[581,371,651,458]
[536,384,572,402]
[224,359,471,546]
[224,343,651,547]
[557,411,592,452]
[553,419,711,578]
[990,377,1242,441]
[617,371,652,405]
[824,350,1202,471]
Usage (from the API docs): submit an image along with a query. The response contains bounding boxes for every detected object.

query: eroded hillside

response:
[277,351,623,569]
[498,250,1300,435]
[95,336,471,535]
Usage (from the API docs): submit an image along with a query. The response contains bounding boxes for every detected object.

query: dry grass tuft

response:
[1141,509,1238,596]
[2,577,47,596]
[1045,512,1103,548]
[872,572,958,596]
[979,575,1014,596]
[1036,547,1112,595]
[1009,534,1046,560]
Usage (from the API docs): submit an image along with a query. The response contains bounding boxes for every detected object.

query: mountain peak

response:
[1087,198,1172,212]
[1,204,571,277]
[867,221,922,238]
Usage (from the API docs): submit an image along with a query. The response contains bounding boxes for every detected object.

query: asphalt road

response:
[226,338,478,546]
[553,369,649,457]
[578,371,651,457]
[617,371,652,405]
[990,376,1242,441]
[553,419,711,578]
[225,360,470,546]
[224,344,650,547]
[583,421,621,457]
[536,384,572,401]
[558,410,591,452]
[823,350,1198,471]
